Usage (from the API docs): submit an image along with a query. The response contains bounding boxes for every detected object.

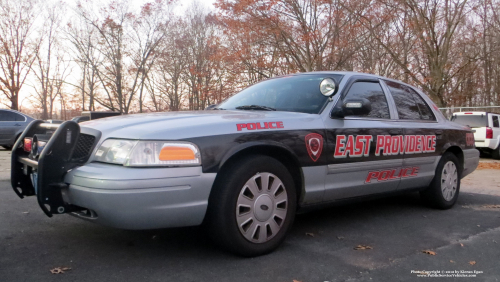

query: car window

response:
[0,111,24,121]
[408,88,436,120]
[385,81,420,120]
[342,81,390,119]
[493,115,499,128]
[451,114,488,128]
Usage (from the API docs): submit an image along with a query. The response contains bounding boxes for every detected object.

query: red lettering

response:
[391,136,400,155]
[388,169,399,180]
[237,124,246,131]
[334,135,346,158]
[247,123,256,130]
[399,135,405,153]
[277,121,284,128]
[410,167,419,176]
[378,170,390,181]
[375,136,385,156]
[354,136,364,157]
[430,136,436,152]
[416,135,423,152]
[383,135,392,155]
[365,171,380,183]
[268,122,276,129]
[362,135,373,156]
[423,135,430,152]
[402,167,413,177]
[408,136,416,153]
[345,135,355,157]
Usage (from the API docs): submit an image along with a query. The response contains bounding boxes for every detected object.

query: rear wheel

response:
[206,155,297,257]
[492,146,500,159]
[420,152,461,209]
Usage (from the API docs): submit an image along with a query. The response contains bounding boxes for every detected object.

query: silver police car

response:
[11,72,479,256]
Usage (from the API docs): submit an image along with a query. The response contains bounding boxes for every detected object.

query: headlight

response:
[94,139,201,167]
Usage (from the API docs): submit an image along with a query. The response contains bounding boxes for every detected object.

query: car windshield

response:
[217,74,344,114]
[451,114,488,128]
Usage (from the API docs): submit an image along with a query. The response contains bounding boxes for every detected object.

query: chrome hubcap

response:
[236,172,288,243]
[441,161,458,201]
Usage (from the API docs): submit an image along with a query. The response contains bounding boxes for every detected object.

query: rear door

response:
[322,76,404,200]
[382,80,443,190]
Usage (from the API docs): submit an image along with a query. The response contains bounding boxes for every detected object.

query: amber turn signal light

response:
[159,146,196,161]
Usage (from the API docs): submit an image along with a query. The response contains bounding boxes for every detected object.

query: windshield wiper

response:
[235,105,276,111]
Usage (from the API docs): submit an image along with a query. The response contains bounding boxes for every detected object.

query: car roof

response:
[0,108,33,118]
[271,71,419,90]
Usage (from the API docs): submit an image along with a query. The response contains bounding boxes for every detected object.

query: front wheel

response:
[206,155,297,257]
[420,152,461,209]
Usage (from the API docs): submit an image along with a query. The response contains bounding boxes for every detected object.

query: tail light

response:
[23,138,33,152]
[486,127,493,139]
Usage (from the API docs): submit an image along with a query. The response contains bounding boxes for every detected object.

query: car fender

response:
[219,140,301,170]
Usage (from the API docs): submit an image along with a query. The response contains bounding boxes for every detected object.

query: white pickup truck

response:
[451,112,500,159]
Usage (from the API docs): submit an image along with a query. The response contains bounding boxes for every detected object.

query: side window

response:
[409,88,436,121]
[13,112,25,121]
[0,111,22,121]
[385,81,420,119]
[493,115,499,128]
[385,81,436,121]
[343,81,390,119]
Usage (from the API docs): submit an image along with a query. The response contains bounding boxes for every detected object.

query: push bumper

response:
[63,164,216,229]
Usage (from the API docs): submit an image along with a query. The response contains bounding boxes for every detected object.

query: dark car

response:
[0,109,34,150]
[11,72,479,256]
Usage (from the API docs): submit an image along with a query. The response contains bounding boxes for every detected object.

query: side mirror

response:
[331,98,371,118]
[342,98,371,116]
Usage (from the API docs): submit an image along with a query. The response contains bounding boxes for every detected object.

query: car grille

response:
[72,134,96,160]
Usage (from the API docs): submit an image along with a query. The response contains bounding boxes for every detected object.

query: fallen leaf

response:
[22,211,29,214]
[450,260,455,263]
[293,280,302,282]
[50,267,71,274]
[469,261,476,265]
[477,225,481,227]
[460,243,464,247]
[337,236,344,240]
[305,233,314,237]
[354,245,373,250]
[422,250,436,255]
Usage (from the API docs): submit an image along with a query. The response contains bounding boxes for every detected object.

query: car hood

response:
[81,110,325,140]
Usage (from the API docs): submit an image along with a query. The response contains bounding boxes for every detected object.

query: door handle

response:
[14,124,22,126]
[435,130,443,135]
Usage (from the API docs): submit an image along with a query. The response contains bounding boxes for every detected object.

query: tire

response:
[206,155,297,257]
[492,146,500,160]
[420,152,461,209]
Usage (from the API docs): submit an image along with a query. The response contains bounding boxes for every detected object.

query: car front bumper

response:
[63,163,216,230]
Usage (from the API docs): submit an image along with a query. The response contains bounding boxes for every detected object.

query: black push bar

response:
[11,120,85,217]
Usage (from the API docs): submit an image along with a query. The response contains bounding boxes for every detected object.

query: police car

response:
[11,72,479,256]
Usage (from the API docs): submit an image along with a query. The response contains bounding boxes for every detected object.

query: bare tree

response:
[0,0,41,110]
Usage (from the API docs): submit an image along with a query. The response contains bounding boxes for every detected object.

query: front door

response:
[322,77,404,201]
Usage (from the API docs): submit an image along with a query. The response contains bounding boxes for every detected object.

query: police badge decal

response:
[305,133,323,162]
